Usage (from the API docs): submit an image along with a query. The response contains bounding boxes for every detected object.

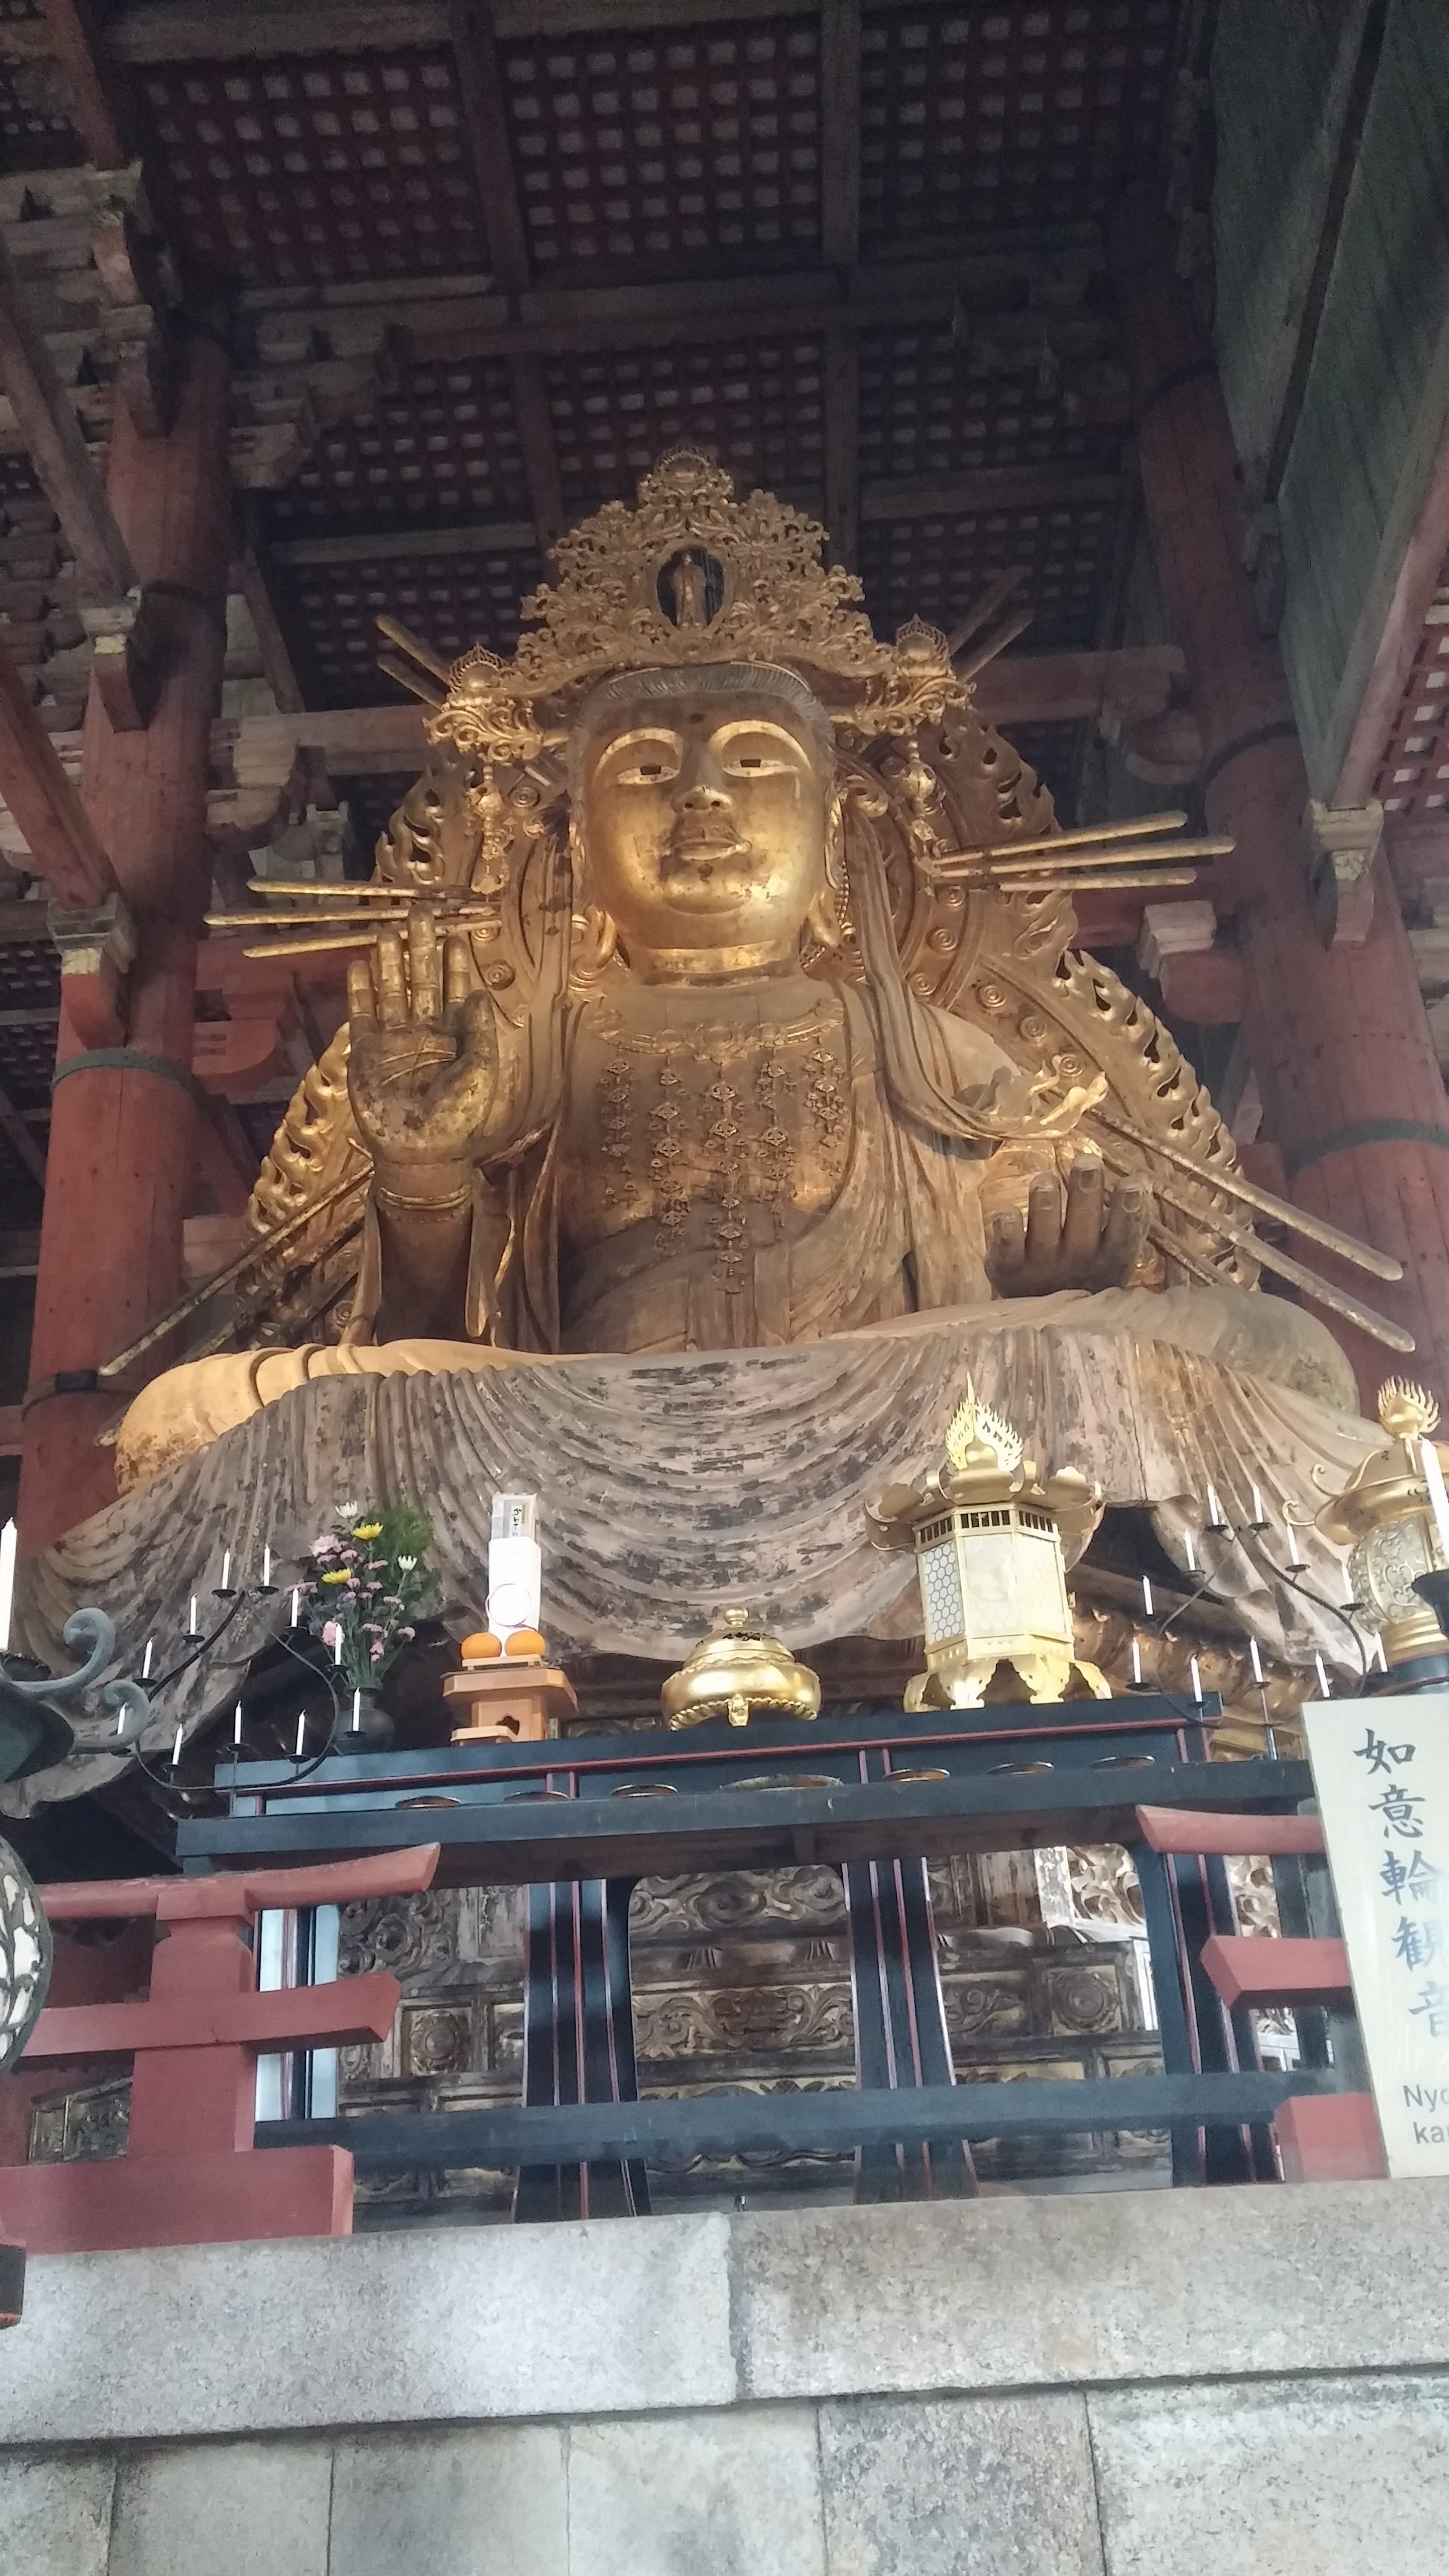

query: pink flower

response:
[370,1642,385,1662]
[322,1621,339,1648]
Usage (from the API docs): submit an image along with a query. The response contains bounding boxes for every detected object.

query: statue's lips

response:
[661,825,752,873]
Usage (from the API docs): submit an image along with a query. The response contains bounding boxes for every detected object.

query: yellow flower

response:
[353,1521,383,1541]
[321,1568,350,1586]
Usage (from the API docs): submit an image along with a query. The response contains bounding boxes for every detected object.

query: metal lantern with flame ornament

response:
[868,1381,1110,1708]
[1318,1380,1449,1682]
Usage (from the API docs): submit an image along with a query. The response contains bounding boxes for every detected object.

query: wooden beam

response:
[1336,416,1449,806]
[973,645,1186,728]
[0,1067,45,1185]
[819,0,861,271]
[268,519,538,567]
[0,636,116,908]
[237,534,306,716]
[401,267,1113,364]
[0,252,135,604]
[448,0,531,296]
[448,1,573,557]
[38,0,131,168]
[822,326,858,570]
[266,468,1118,574]
[508,354,567,552]
[109,0,824,59]
[859,466,1124,522]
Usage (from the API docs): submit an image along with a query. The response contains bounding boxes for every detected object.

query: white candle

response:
[1372,1632,1388,1674]
[1190,1655,1203,1704]
[188,1594,198,1633]
[290,1585,300,1628]
[0,1517,15,1653]
[220,1549,232,1591]
[1284,1518,1305,1569]
[1314,1652,1331,1697]
[1184,1531,1197,1573]
[114,1705,126,1736]
[141,1636,154,1680]
[262,1544,272,1588]
[295,1712,307,1758]
[171,1723,184,1767]
[1421,1436,1449,1565]
[1251,1484,1265,1526]
[350,1686,362,1732]
[1206,1484,1224,1530]
[233,1700,243,1747]
[1131,1638,1142,1686]
[1249,1636,1264,1686]
[333,1628,344,1667]
[1141,1575,1154,1619]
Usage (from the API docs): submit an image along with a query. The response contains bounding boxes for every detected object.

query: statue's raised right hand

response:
[346,907,499,1180]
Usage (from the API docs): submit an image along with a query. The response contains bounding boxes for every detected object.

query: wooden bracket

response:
[48,889,135,1048]
[84,591,159,734]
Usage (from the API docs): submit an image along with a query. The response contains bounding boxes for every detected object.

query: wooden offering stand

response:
[443,1655,578,1744]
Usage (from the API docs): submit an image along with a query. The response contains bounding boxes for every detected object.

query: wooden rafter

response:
[819,0,862,271]
[0,250,135,606]
[107,0,907,59]
[448,0,570,557]
[38,0,131,168]
[0,637,116,909]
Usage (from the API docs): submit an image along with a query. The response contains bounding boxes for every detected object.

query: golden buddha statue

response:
[50,446,1399,1760]
[116,448,1375,1496]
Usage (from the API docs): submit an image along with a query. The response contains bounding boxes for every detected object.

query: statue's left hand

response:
[986,1153,1149,1297]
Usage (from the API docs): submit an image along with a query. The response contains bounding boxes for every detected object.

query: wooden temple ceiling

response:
[0,0,1438,1350]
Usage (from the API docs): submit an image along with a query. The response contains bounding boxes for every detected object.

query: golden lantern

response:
[869,1380,1110,1708]
[1317,1379,1449,1670]
[662,1606,822,1729]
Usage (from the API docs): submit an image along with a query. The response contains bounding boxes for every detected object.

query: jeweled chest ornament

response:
[869,1380,1110,1710]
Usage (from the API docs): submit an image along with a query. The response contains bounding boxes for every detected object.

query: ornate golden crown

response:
[426,449,962,768]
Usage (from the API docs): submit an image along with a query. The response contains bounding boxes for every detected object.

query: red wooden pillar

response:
[19,329,230,1552]
[1110,195,1449,1406]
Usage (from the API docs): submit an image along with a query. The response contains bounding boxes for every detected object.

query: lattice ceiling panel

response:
[0,12,84,175]
[0,1010,56,1105]
[0,930,57,1011]
[1374,554,1449,820]
[546,336,824,511]
[275,544,543,708]
[858,325,1126,483]
[859,499,1116,651]
[136,51,489,287]
[502,15,820,276]
[861,0,1178,251]
[267,360,529,536]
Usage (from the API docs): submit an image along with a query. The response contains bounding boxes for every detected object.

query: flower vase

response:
[342,1686,393,1752]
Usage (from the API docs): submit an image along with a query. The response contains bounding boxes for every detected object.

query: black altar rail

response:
[180,1756,1311,1883]
[257,2069,1339,2170]
[189,1697,1331,2211]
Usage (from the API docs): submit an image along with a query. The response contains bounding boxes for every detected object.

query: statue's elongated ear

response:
[806,886,843,952]
[824,789,847,891]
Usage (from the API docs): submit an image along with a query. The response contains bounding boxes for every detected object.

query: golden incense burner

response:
[1317,1379,1449,1668]
[662,1606,822,1730]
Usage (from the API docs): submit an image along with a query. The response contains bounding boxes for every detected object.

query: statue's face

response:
[578,679,830,968]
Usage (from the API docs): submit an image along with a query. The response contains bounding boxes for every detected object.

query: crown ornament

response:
[426,450,962,770]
